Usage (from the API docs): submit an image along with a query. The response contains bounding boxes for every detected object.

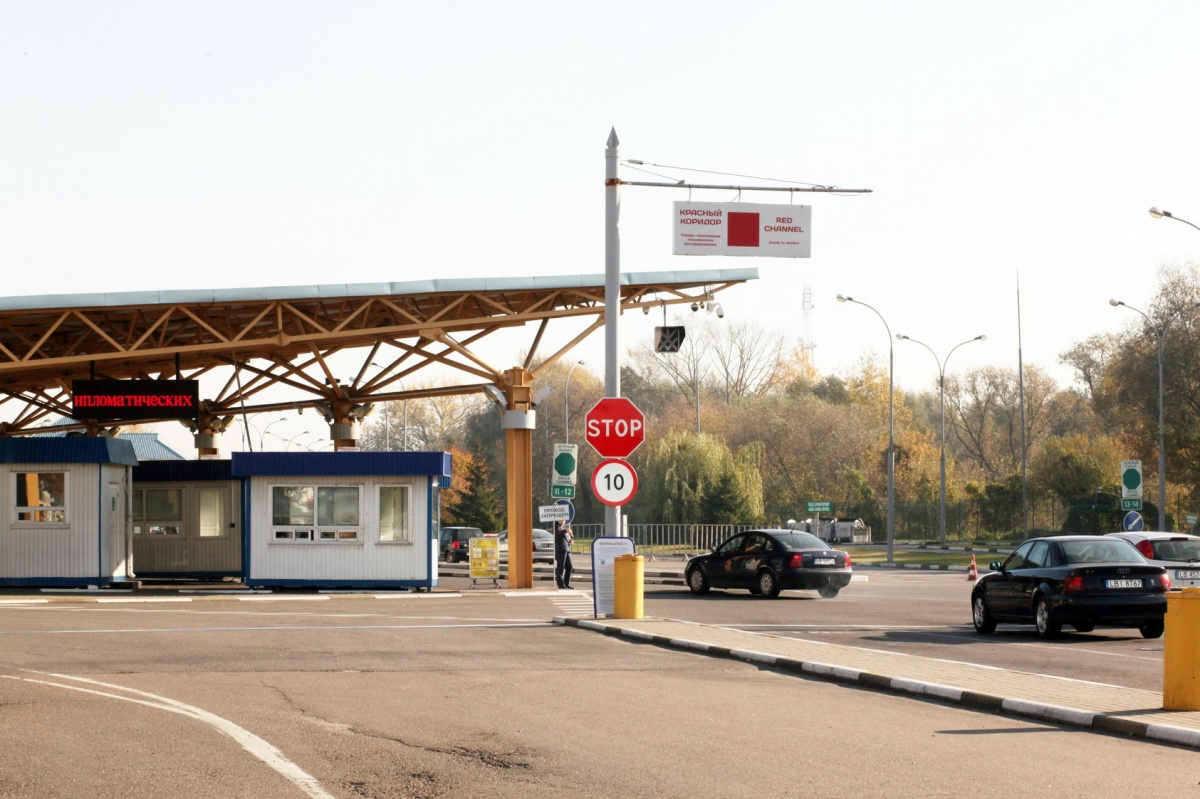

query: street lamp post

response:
[1109,298,1200,531]
[1149,207,1200,233]
[837,294,895,562]
[259,418,284,452]
[896,333,987,544]
[286,431,311,452]
[564,360,585,444]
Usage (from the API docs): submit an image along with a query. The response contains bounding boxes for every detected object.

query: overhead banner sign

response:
[674,201,811,258]
[72,379,200,422]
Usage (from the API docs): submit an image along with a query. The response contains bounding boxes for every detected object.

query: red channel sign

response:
[584,397,645,459]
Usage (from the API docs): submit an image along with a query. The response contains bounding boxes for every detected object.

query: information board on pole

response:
[673,202,812,258]
[591,536,636,617]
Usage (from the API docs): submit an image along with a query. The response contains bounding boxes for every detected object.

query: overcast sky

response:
[5,1,1200,427]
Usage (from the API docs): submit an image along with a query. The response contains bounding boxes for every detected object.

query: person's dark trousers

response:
[555,551,573,588]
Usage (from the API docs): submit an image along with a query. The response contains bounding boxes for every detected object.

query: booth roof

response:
[231,451,452,478]
[0,437,138,466]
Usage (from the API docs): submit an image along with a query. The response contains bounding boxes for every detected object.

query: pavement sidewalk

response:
[553,614,1200,751]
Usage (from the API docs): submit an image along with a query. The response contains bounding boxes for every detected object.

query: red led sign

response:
[72,379,200,422]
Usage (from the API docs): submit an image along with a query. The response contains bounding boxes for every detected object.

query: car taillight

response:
[1161,573,1172,591]
[451,540,461,549]
[1064,574,1085,593]
[844,553,852,568]
[1136,539,1154,559]
[789,554,803,568]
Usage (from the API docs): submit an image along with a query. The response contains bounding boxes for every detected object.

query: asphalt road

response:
[638,570,1166,692]
[1,589,1197,798]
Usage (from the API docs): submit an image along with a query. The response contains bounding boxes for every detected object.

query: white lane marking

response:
[4,671,336,799]
[0,599,48,604]
[0,621,556,635]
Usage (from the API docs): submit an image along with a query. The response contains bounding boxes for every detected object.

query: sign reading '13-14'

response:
[674,202,812,258]
[72,379,200,422]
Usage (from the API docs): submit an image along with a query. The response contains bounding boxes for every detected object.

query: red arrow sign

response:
[584,397,645,459]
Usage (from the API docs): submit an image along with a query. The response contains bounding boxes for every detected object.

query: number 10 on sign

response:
[592,458,638,506]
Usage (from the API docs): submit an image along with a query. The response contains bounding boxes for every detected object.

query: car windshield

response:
[1152,540,1200,562]
[772,532,828,550]
[1061,539,1145,564]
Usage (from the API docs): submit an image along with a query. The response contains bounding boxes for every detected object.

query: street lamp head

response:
[1149,207,1167,219]
[1108,298,1123,307]
[895,333,910,341]
[975,334,987,342]
[836,294,851,303]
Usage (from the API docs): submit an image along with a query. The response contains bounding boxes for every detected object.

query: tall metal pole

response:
[565,360,583,444]
[604,128,622,538]
[1018,274,1028,537]
[837,295,894,562]
[897,334,986,544]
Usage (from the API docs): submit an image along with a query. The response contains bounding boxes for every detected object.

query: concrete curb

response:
[554,616,1200,751]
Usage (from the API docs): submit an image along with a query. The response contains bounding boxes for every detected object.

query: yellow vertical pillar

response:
[1163,588,1200,710]
[502,368,535,589]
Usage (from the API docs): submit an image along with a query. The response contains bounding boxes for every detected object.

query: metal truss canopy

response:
[0,269,757,434]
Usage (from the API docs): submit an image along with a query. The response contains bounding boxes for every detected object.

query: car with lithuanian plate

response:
[685,529,852,598]
[971,535,1169,639]
[1106,531,1200,589]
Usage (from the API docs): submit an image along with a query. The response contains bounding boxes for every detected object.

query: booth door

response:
[132,484,241,577]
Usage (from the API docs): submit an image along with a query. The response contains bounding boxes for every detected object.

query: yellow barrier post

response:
[1163,588,1200,710]
[613,554,644,620]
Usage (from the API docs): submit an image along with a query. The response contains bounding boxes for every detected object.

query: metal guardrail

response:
[567,523,756,556]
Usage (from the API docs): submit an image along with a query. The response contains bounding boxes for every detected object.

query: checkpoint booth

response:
[232,450,452,590]
[131,459,243,579]
[0,437,138,588]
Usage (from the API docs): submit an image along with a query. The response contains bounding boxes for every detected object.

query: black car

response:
[685,529,852,599]
[438,526,484,563]
[971,535,1170,639]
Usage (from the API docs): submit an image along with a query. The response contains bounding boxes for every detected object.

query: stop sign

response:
[585,397,646,458]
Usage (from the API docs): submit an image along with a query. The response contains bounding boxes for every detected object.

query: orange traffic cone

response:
[966,554,978,581]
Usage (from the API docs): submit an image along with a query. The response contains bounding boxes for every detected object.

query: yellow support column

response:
[1163,588,1200,710]
[501,368,535,589]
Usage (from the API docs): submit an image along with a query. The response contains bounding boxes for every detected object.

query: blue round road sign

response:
[554,499,575,524]
[1123,511,1144,532]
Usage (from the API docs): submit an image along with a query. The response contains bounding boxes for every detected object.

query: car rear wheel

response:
[972,593,996,633]
[686,567,709,595]
[1140,621,1165,639]
[817,585,840,599]
[1034,597,1061,639]
[757,570,781,598]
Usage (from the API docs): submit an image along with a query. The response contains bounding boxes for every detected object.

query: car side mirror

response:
[990,561,1003,572]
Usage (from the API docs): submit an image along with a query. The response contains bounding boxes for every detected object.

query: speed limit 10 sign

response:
[591,458,639,506]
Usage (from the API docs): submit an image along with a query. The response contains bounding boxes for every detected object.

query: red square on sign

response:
[727,212,760,247]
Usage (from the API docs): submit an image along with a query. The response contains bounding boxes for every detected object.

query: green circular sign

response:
[1122,468,1141,490]
[554,451,577,476]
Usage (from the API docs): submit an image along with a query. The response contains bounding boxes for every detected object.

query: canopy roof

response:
[0,268,756,435]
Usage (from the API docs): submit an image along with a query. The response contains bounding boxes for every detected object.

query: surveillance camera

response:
[691,302,700,312]
[714,303,724,319]
[531,386,553,408]
[642,305,651,315]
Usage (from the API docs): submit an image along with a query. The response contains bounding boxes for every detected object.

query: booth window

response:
[271,485,360,542]
[15,471,67,523]
[378,486,411,543]
[132,488,183,535]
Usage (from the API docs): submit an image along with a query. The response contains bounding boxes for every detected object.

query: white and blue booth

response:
[231,450,452,590]
[0,437,138,588]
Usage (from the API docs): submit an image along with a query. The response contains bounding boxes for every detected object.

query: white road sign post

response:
[552,443,578,486]
[1121,460,1143,512]
[592,459,638,506]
